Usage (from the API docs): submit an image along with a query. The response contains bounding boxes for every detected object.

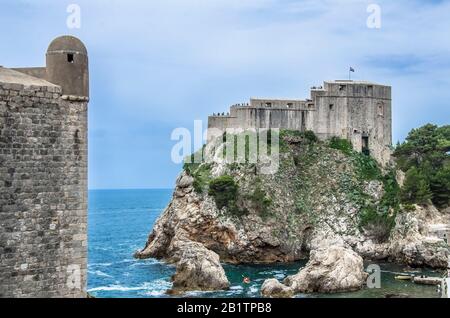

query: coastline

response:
[87,189,444,298]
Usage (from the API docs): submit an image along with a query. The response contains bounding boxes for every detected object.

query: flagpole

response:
[349,67,354,80]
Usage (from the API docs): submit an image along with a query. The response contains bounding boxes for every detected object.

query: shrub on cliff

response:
[329,136,353,155]
[359,205,393,242]
[304,130,319,143]
[279,130,318,143]
[357,171,399,242]
[353,154,382,181]
[183,157,212,194]
[245,179,272,219]
[209,175,237,208]
[328,136,381,181]
[394,124,450,208]
[209,175,247,217]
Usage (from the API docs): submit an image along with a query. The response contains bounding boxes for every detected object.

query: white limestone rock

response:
[170,240,230,292]
[260,279,294,298]
[284,246,367,293]
[388,205,449,268]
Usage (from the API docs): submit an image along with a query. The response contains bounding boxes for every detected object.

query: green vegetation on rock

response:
[358,171,400,242]
[279,130,318,153]
[192,164,213,193]
[329,136,353,155]
[328,136,382,181]
[353,154,382,181]
[324,136,399,241]
[183,150,212,194]
[244,178,272,220]
[208,175,247,217]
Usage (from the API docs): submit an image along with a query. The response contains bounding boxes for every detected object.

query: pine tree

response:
[395,124,449,207]
[401,167,432,205]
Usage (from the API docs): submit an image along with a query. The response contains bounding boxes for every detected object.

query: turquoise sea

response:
[87,189,443,298]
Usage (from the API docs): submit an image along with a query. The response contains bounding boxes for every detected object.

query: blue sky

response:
[1,0,449,189]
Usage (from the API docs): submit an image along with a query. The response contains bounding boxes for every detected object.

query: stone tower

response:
[46,36,89,98]
[0,36,89,297]
[311,80,392,164]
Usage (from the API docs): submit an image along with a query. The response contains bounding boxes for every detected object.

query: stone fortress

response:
[0,36,88,297]
[208,80,392,164]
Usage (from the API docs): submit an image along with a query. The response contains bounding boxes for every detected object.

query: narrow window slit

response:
[67,53,74,63]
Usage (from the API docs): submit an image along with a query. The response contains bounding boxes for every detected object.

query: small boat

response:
[413,276,442,286]
[385,293,411,298]
[395,275,412,281]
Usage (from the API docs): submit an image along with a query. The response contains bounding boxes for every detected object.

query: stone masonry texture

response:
[0,82,87,297]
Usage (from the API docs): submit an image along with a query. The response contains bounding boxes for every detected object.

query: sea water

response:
[87,189,443,298]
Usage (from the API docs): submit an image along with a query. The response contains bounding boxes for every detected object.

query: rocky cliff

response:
[135,131,449,294]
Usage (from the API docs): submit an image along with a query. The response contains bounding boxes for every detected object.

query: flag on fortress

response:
[350,67,355,72]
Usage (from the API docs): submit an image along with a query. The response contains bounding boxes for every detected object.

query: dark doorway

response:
[301,111,306,131]
[362,136,370,156]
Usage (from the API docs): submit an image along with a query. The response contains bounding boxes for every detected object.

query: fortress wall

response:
[232,107,307,131]
[207,108,310,141]
[347,94,392,164]
[312,95,348,140]
[208,116,236,131]
[0,82,87,298]
[305,108,316,131]
[207,116,236,142]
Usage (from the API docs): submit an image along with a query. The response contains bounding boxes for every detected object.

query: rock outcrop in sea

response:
[282,245,368,293]
[261,279,294,298]
[135,131,449,295]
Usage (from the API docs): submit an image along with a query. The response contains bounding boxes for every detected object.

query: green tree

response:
[394,124,449,208]
[401,167,432,205]
[430,162,450,207]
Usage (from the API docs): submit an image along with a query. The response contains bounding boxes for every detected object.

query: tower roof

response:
[47,35,87,55]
